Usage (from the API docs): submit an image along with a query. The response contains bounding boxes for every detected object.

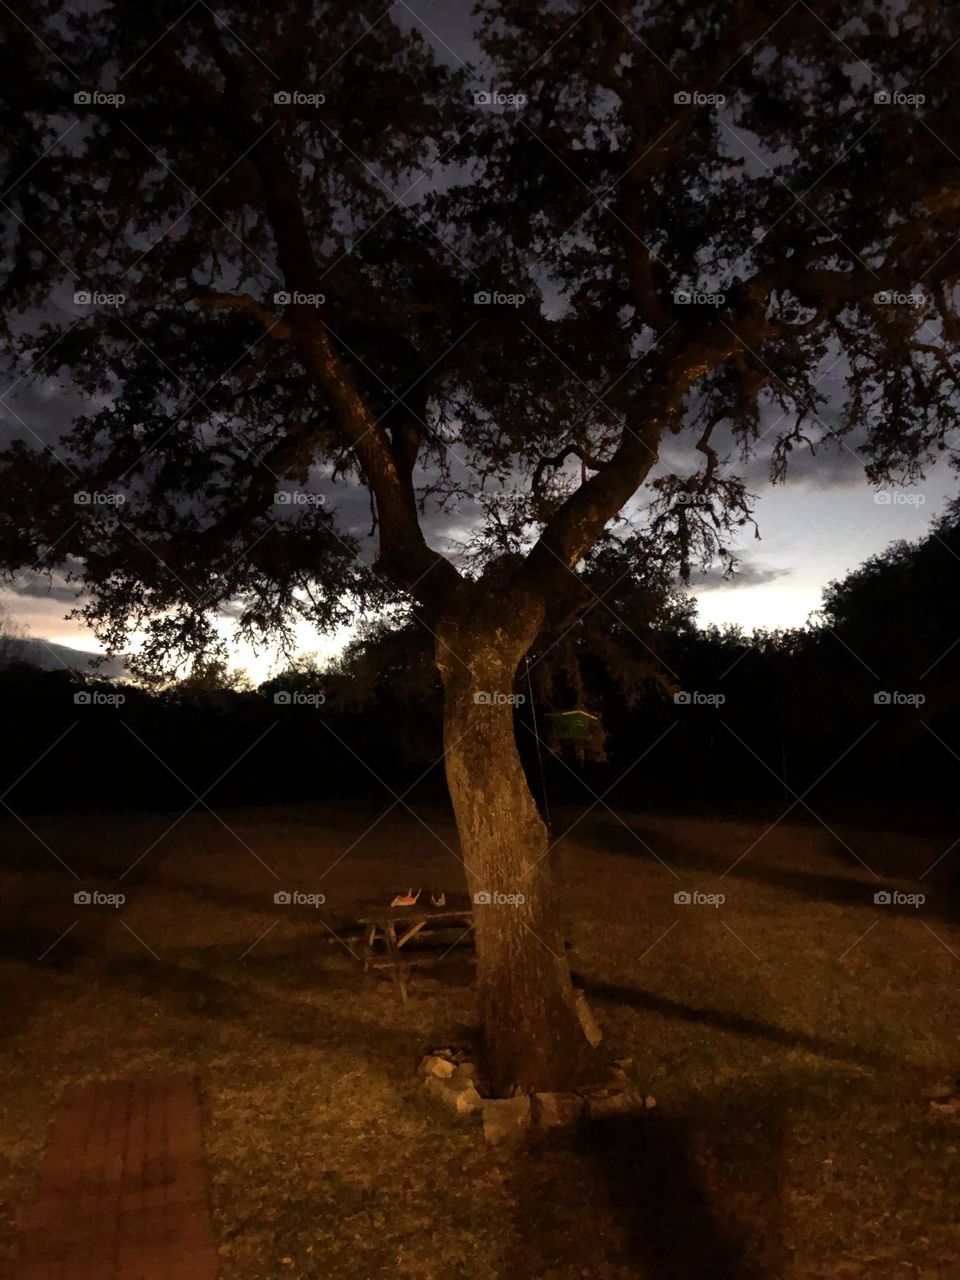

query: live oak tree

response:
[2,0,959,1092]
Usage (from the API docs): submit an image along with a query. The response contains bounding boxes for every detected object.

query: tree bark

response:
[436,605,588,1096]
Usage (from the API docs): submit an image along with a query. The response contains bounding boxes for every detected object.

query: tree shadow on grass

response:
[579,1109,776,1279]
[577,975,889,1070]
[505,1103,782,1279]
[93,947,377,1038]
[576,813,954,923]
[0,913,106,1044]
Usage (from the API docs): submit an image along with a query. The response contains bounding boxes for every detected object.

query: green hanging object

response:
[548,709,600,742]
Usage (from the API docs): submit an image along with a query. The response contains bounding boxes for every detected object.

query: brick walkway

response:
[14,1076,219,1279]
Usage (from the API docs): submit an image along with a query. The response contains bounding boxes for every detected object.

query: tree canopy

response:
[2,0,958,674]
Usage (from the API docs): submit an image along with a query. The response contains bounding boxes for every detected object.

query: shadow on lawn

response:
[578,975,889,1069]
[578,814,955,923]
[507,1104,782,1279]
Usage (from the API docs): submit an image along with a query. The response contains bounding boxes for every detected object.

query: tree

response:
[2,1,959,1092]
[169,655,253,695]
[0,602,24,669]
[819,501,960,683]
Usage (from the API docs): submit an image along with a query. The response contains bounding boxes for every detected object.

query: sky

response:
[4,448,950,682]
[1,0,956,678]
[688,460,955,630]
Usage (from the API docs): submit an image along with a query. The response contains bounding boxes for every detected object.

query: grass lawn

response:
[1,802,958,1279]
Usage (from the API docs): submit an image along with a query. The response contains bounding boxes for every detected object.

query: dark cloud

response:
[6,569,84,604]
[689,558,791,591]
[1,635,127,677]
[656,392,871,496]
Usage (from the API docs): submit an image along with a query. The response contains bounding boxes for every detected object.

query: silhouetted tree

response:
[0,603,24,669]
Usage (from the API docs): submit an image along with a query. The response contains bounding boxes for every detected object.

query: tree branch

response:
[515,330,738,611]
[164,33,460,605]
[194,292,292,339]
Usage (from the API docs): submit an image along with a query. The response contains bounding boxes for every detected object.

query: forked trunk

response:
[437,613,587,1096]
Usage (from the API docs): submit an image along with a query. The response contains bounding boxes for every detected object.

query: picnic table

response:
[356,899,474,1000]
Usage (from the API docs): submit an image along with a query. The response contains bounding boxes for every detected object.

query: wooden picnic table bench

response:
[356,900,474,1000]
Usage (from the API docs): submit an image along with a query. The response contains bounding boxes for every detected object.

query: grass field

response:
[1,801,958,1279]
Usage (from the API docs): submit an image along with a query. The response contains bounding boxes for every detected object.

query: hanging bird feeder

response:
[548,709,601,743]
[547,708,606,761]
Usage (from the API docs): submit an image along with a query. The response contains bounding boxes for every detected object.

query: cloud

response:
[738,436,866,492]
[689,559,791,591]
[5,569,84,604]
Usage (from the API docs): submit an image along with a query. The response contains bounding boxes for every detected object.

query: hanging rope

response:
[524,655,551,830]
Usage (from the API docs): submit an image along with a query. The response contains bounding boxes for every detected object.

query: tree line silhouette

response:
[2,507,957,828]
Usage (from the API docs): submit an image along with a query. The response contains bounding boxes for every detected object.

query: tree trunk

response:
[436,608,588,1096]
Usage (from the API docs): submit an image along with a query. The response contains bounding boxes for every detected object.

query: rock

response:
[534,1092,584,1129]
[584,1087,645,1119]
[613,1058,634,1071]
[451,1061,477,1081]
[574,990,604,1048]
[644,1094,658,1109]
[450,1084,484,1114]
[419,1054,455,1078]
[448,1072,479,1093]
[929,1097,960,1115]
[608,1067,630,1084]
[422,1075,483,1115]
[482,1095,532,1145]
[578,1082,619,1099]
[928,1081,955,1101]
